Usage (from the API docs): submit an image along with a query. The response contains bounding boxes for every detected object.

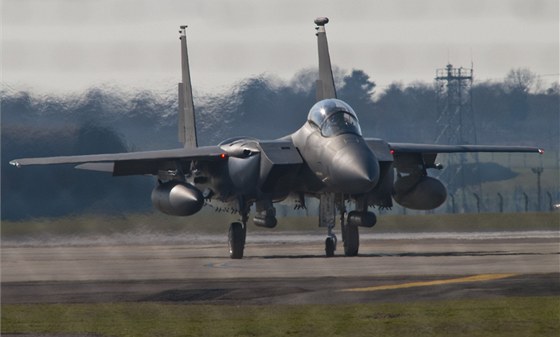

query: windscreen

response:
[307,99,362,137]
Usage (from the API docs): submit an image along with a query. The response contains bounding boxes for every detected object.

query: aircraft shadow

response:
[258,251,556,259]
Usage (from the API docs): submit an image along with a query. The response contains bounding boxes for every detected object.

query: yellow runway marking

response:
[343,273,517,292]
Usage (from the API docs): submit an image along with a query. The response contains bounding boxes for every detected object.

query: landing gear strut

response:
[320,193,337,257]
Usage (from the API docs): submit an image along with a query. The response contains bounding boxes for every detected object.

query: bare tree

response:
[504,68,540,94]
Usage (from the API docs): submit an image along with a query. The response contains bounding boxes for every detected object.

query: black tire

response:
[228,222,246,259]
[343,224,359,256]
[325,236,336,257]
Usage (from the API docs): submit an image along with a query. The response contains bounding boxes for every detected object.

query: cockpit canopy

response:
[307,99,362,137]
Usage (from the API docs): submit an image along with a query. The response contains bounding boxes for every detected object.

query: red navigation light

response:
[538,148,544,155]
[220,153,227,159]
[390,149,395,155]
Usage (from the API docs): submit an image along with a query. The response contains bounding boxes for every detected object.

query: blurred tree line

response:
[2,68,558,219]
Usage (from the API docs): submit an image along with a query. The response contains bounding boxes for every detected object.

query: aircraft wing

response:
[385,142,543,174]
[388,143,543,154]
[9,146,227,176]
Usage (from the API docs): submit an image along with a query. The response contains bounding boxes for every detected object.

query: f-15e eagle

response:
[11,18,542,259]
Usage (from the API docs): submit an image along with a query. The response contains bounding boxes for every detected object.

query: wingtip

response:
[538,148,544,155]
[9,160,21,168]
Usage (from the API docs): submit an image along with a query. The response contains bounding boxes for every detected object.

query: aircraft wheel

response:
[343,224,359,256]
[325,236,336,257]
[228,222,246,259]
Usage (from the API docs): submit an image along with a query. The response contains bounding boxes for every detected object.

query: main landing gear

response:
[342,211,359,257]
[228,222,246,259]
[228,200,249,259]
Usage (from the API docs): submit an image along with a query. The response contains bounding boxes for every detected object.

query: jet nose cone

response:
[331,141,379,194]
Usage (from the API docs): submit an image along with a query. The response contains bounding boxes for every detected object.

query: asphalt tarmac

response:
[2,231,559,305]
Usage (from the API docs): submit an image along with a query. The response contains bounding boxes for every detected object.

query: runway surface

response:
[2,231,559,305]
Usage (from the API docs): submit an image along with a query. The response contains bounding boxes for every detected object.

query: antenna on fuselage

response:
[178,25,198,148]
[314,17,337,101]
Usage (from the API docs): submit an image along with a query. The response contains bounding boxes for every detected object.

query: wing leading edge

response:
[10,146,227,176]
[385,142,543,174]
[388,143,543,155]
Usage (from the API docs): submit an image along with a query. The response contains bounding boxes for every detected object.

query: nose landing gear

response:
[325,230,337,257]
[320,193,338,257]
[320,193,373,257]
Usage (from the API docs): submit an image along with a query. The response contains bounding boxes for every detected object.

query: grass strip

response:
[2,297,559,337]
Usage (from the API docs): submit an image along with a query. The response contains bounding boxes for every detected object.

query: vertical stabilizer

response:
[178,25,198,148]
[314,17,336,101]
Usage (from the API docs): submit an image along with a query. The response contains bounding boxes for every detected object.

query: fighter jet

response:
[10,18,542,259]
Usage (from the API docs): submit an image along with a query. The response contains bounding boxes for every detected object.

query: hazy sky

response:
[2,0,558,94]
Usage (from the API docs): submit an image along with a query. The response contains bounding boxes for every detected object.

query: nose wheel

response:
[325,234,337,257]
